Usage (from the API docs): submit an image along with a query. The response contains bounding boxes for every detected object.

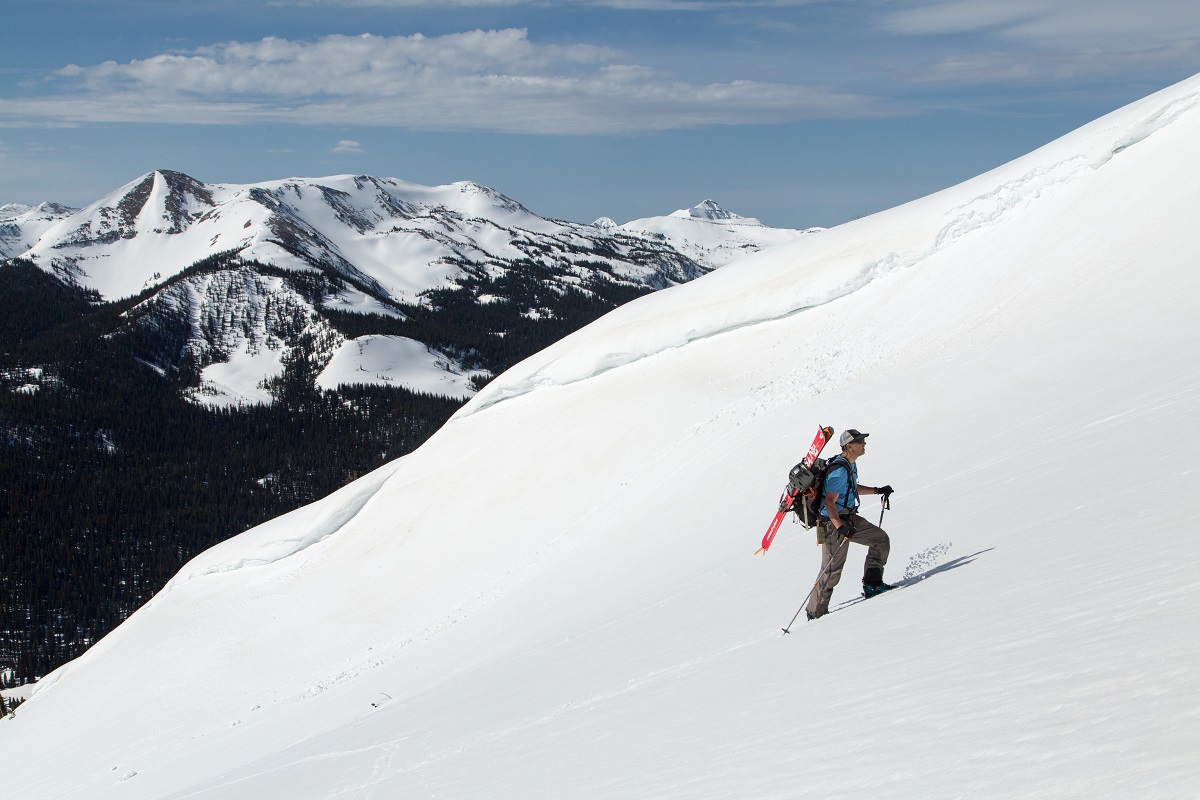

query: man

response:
[805,429,895,620]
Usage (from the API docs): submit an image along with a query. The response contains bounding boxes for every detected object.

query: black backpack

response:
[787,455,854,529]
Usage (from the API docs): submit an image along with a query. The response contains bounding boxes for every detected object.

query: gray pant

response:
[805,513,890,618]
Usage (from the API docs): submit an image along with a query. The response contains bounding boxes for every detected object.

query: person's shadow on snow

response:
[829,547,993,614]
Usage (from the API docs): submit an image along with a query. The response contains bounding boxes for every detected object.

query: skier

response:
[805,429,895,620]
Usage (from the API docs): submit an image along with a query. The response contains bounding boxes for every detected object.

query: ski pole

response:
[782,594,812,634]
[879,494,890,527]
[782,533,850,634]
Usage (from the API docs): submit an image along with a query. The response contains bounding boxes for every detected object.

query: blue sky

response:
[2,0,1198,228]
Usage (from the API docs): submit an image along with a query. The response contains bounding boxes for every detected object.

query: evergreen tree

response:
[0,253,655,686]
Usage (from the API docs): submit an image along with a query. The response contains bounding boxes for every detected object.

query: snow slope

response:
[3,75,1200,799]
[316,335,477,397]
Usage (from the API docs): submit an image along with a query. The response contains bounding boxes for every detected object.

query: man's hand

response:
[877,485,894,500]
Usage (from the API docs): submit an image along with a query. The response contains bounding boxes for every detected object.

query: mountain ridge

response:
[9,172,810,302]
[6,173,813,406]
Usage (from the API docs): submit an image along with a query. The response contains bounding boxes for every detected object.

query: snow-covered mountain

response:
[0,202,76,260]
[4,73,1199,799]
[6,176,811,405]
[11,175,807,303]
[616,198,821,270]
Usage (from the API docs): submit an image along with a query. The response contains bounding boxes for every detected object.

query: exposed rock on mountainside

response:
[7,173,813,405]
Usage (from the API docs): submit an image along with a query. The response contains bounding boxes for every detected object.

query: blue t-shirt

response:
[819,458,858,517]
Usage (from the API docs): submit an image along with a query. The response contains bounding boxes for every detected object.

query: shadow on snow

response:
[827,547,994,616]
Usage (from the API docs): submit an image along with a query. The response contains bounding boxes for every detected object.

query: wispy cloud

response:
[879,1,1200,84]
[332,139,365,154]
[284,0,819,8]
[883,0,1200,44]
[881,1,1041,36]
[0,29,892,132]
[282,0,526,6]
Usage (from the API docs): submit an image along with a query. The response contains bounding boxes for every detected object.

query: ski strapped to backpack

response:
[791,453,855,530]
[756,426,833,554]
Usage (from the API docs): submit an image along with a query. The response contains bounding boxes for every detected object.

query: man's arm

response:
[824,491,844,529]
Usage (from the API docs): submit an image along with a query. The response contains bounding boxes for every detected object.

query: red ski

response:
[756,426,833,555]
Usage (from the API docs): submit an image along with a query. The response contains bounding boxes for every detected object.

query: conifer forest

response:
[0,258,652,687]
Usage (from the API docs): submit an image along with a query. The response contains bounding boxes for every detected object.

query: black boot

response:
[862,567,894,598]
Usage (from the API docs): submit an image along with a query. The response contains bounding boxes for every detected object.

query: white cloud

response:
[52,30,625,101]
[883,0,1200,46]
[878,0,1200,85]
[332,139,365,154]
[0,29,891,132]
[900,46,1198,87]
[881,1,1041,36]
[288,0,817,8]
[286,0,525,6]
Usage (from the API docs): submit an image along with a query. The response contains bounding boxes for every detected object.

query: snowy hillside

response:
[115,264,481,406]
[3,73,1200,800]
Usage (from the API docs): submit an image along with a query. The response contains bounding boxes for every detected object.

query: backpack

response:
[786,455,854,529]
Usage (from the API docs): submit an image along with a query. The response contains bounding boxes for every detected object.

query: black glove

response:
[836,519,854,538]
[878,485,894,500]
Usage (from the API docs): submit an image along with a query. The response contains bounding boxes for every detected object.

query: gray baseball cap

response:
[840,429,869,447]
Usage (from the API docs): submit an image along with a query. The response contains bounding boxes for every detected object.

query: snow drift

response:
[3,76,1200,798]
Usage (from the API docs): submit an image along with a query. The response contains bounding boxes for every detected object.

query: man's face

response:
[848,440,866,457]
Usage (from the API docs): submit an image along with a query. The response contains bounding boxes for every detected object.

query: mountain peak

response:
[1,201,76,221]
[0,202,77,260]
[687,199,737,219]
[668,199,761,226]
[1,203,33,218]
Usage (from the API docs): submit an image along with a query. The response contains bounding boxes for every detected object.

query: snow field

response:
[316,335,479,397]
[3,75,1200,798]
